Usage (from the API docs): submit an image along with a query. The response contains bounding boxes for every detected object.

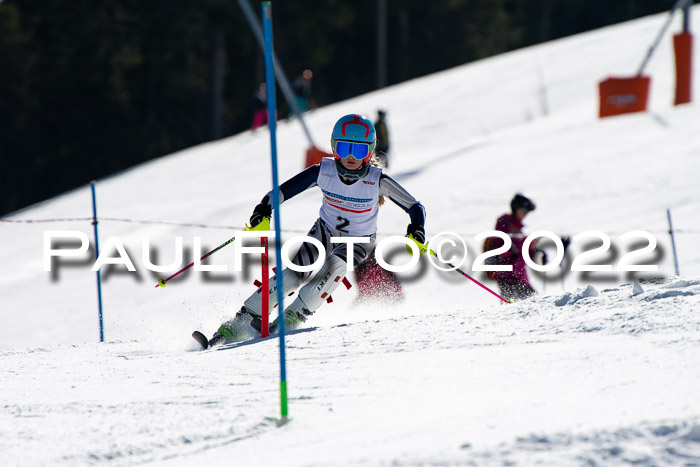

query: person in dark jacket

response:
[251,83,268,130]
[373,109,390,168]
[292,69,315,113]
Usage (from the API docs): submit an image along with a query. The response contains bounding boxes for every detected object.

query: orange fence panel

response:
[304,146,333,168]
[598,76,651,118]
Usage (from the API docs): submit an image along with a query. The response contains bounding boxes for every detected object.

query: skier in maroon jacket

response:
[484,194,539,301]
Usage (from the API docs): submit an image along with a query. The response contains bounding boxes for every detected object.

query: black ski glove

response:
[250,203,272,228]
[561,235,571,252]
[406,223,426,244]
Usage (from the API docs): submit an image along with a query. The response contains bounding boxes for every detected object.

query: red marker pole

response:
[260,236,270,337]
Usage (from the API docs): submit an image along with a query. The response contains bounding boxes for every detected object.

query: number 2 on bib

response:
[336,216,350,233]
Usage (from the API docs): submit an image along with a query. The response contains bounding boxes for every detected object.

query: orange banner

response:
[598,76,651,118]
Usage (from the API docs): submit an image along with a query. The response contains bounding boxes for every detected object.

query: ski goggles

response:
[334,140,370,160]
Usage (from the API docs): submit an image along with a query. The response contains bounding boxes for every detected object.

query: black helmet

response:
[510,193,536,213]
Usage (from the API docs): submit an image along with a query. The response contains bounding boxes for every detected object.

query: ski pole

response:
[427,248,512,304]
[154,218,270,288]
[155,235,237,288]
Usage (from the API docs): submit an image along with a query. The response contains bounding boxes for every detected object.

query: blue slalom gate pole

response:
[90,181,104,342]
[262,1,289,424]
[667,208,681,276]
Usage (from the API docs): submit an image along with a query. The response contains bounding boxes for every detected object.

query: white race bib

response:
[316,158,381,236]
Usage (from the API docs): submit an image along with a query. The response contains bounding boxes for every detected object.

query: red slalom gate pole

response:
[260,236,270,337]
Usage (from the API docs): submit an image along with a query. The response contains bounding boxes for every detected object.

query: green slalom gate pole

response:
[262,1,289,424]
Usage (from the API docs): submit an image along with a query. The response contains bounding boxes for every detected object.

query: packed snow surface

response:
[2,7,700,466]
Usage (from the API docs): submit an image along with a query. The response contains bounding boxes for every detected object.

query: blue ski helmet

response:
[330,114,376,164]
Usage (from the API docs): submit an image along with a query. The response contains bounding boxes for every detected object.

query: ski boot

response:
[209,306,260,346]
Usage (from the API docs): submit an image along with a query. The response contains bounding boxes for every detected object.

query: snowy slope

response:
[2,280,700,466]
[2,7,700,466]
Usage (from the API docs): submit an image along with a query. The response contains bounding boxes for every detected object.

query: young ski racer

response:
[195,114,426,348]
[484,194,538,302]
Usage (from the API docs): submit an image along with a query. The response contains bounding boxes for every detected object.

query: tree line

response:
[0,0,674,215]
